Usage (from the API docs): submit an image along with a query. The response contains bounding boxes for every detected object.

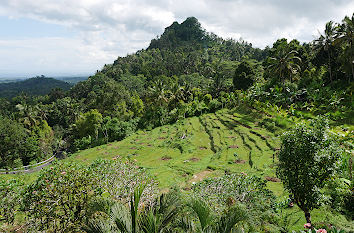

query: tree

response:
[314,21,336,82]
[233,60,255,90]
[277,118,342,224]
[267,49,301,83]
[334,14,354,82]
[75,109,103,140]
[0,116,39,168]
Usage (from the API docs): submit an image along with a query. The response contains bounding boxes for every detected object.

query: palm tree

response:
[169,82,186,109]
[314,21,336,82]
[149,79,170,107]
[15,103,39,130]
[184,198,248,233]
[334,14,354,82]
[84,185,180,233]
[267,50,301,83]
[139,191,181,233]
[84,185,144,233]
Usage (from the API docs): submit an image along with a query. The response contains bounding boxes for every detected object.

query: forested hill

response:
[99,17,265,81]
[0,76,72,99]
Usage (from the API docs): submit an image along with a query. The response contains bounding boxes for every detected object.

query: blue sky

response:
[0,16,74,38]
[0,0,353,78]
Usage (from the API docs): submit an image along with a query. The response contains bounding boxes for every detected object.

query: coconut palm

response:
[15,103,39,129]
[267,50,301,83]
[334,14,354,82]
[148,79,170,107]
[314,21,336,82]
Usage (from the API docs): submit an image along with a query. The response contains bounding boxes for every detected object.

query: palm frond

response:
[217,205,248,233]
[111,203,132,233]
[83,219,112,233]
[188,198,214,231]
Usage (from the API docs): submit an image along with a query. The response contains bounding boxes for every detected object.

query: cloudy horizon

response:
[0,0,353,78]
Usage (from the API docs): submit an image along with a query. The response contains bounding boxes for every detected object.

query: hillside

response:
[0,15,353,232]
[66,107,353,231]
[70,108,280,188]
[0,76,72,98]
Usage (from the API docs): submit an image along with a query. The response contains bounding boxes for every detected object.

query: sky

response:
[0,0,353,78]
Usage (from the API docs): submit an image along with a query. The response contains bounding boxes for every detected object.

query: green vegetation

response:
[0,76,72,99]
[0,15,353,232]
[277,118,343,224]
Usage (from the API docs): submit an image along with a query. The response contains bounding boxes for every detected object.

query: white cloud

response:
[0,0,353,77]
[0,37,114,77]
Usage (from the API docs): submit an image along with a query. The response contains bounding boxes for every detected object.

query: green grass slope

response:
[68,108,354,231]
[70,108,281,189]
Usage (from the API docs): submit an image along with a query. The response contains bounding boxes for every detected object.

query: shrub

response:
[0,178,23,224]
[22,162,101,232]
[191,173,278,231]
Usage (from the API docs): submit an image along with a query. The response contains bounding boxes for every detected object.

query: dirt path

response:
[189,170,213,184]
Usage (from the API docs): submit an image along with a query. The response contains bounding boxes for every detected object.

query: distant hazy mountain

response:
[55,76,88,84]
[0,76,73,99]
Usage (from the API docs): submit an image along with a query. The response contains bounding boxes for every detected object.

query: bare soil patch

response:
[228,145,239,148]
[112,155,120,160]
[189,170,213,183]
[189,157,200,162]
[265,176,281,182]
[161,156,172,161]
[234,159,246,164]
[199,146,207,150]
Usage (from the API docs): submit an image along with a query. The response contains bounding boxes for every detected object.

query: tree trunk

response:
[350,41,353,83]
[328,51,332,82]
[350,55,353,83]
[305,211,311,224]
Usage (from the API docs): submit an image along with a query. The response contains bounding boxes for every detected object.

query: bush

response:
[0,178,23,224]
[191,173,278,231]
[22,162,101,232]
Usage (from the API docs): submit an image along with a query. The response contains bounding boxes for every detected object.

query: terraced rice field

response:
[70,108,282,191]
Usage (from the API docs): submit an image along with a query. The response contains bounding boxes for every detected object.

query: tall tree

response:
[267,49,301,83]
[334,14,354,82]
[233,60,255,90]
[277,118,342,224]
[314,21,336,82]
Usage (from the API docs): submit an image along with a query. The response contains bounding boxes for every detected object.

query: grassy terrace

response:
[68,108,280,190]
